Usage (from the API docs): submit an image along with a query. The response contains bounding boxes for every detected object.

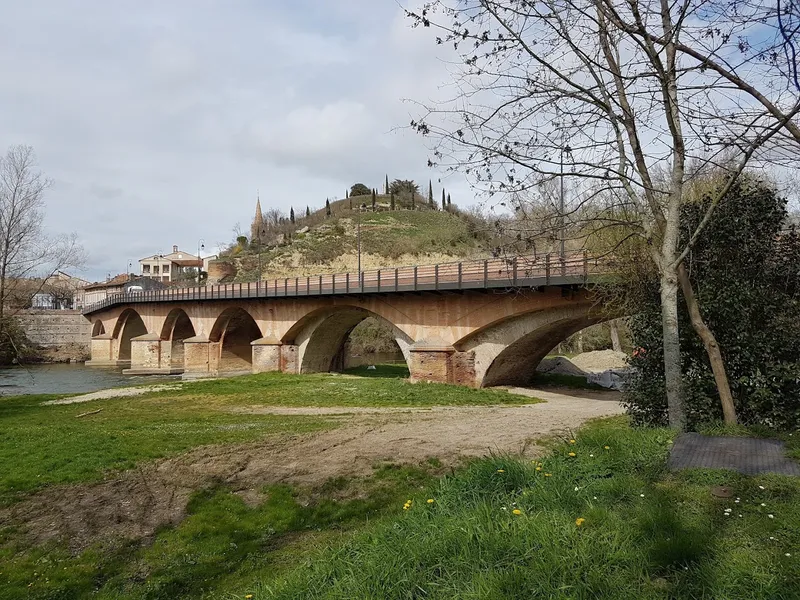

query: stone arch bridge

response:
[84,253,612,388]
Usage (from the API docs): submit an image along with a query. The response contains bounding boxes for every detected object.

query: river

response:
[0,363,180,396]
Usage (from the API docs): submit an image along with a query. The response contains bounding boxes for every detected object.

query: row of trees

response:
[408,0,800,430]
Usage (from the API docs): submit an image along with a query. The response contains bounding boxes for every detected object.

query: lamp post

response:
[197,239,205,285]
[559,142,572,275]
[127,261,132,281]
[357,203,366,291]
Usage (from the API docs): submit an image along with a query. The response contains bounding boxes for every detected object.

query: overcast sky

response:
[0,1,471,281]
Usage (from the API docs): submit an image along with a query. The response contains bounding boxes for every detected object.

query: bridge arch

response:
[210,307,262,373]
[455,304,609,387]
[112,308,147,363]
[283,306,413,374]
[91,320,105,337]
[160,308,197,368]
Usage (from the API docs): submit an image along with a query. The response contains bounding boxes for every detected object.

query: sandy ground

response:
[43,384,183,405]
[4,387,623,552]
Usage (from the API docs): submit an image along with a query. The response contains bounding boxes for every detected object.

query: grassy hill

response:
[219,197,488,282]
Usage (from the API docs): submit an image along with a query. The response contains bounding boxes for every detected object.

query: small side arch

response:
[112,308,148,362]
[284,306,412,374]
[91,320,105,337]
[209,307,262,372]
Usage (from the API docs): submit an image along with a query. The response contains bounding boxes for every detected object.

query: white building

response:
[139,245,203,283]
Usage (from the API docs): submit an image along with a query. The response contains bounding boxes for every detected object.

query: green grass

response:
[0,373,528,505]
[154,372,529,408]
[257,417,800,599]
[0,463,436,600]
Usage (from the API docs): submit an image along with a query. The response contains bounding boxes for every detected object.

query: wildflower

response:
[770,536,775,540]
[569,439,576,444]
[768,514,774,519]
[246,596,254,599]
[640,494,645,498]
[761,503,766,507]
[575,517,586,526]
[512,509,523,515]
[536,466,542,471]
[589,454,594,457]
[574,486,579,491]
[724,508,732,513]
[403,499,413,510]
[497,469,505,473]
[787,553,792,557]
[593,496,597,500]
[568,452,576,457]
[427,498,435,504]
[604,446,610,450]
[545,473,552,477]
[759,485,765,490]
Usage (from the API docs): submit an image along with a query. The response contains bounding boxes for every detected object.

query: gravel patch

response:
[44,384,183,405]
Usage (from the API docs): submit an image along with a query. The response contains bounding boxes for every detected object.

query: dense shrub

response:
[623,175,800,430]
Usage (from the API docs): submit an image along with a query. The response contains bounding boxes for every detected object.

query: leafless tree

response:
[408,0,800,429]
[0,145,85,351]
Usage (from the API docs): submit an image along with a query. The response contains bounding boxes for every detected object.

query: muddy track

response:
[1,388,623,553]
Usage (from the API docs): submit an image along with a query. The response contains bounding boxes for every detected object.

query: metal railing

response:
[82,251,607,314]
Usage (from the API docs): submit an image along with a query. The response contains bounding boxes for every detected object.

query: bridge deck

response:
[83,252,607,315]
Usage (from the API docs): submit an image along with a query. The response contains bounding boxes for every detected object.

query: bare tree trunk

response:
[576,331,584,354]
[609,320,622,352]
[660,267,686,431]
[677,263,737,424]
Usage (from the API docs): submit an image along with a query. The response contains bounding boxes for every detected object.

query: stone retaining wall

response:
[16,310,92,347]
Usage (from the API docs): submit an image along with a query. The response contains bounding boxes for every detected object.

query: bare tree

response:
[0,145,85,353]
[409,0,800,429]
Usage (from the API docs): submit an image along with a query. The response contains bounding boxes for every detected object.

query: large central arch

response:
[210,307,262,373]
[284,306,413,374]
[112,308,147,363]
[455,304,610,387]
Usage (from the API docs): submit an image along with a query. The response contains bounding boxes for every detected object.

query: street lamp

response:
[357,203,367,290]
[197,239,205,285]
[559,142,572,275]
[127,261,132,280]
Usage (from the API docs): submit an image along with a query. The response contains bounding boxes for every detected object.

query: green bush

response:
[623,175,800,429]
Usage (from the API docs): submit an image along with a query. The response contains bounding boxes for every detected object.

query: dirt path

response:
[3,388,623,552]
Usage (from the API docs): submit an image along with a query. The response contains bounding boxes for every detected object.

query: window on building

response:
[142,264,150,273]
[163,264,170,274]
[153,266,160,275]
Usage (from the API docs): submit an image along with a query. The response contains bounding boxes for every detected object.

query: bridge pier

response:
[251,336,282,373]
[123,333,184,375]
[85,333,122,367]
[409,338,457,385]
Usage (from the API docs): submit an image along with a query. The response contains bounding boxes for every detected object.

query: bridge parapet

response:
[82,252,608,315]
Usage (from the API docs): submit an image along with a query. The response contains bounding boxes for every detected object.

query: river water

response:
[0,363,179,397]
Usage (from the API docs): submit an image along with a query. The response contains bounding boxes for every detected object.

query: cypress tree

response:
[290,207,295,224]
[447,193,451,206]
[428,180,434,206]
[306,206,311,217]
[371,188,376,211]
[411,190,416,209]
[385,174,389,194]
[326,198,331,217]
[390,191,395,210]
[442,188,446,210]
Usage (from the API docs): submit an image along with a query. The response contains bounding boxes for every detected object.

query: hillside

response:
[215,197,489,282]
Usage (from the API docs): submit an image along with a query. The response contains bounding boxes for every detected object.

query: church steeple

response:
[251,192,264,242]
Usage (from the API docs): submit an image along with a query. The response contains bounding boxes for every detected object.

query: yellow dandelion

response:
[575,517,586,527]
[604,445,610,450]
[512,509,523,515]
[535,466,542,471]
[497,469,505,473]
[427,498,435,504]
[245,595,254,599]
[568,452,576,457]
[569,439,576,444]
[545,473,552,477]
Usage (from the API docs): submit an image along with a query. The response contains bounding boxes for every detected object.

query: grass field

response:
[0,372,522,505]
[2,374,799,600]
[261,417,800,600]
